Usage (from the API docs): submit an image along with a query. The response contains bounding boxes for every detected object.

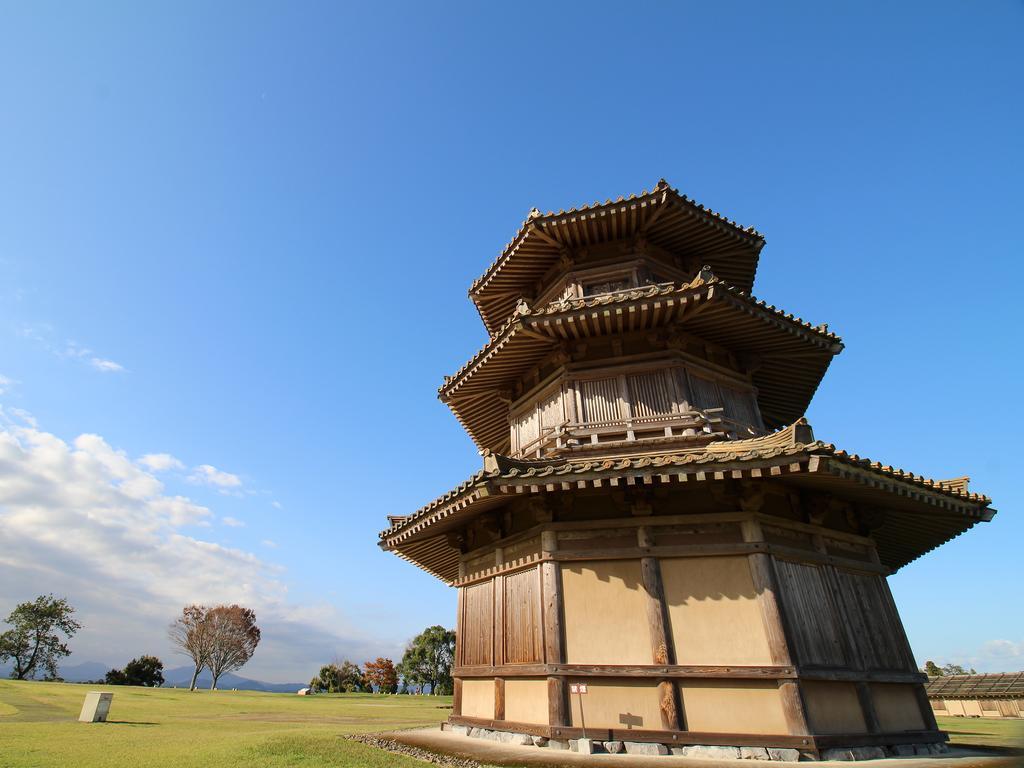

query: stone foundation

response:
[444,723,950,761]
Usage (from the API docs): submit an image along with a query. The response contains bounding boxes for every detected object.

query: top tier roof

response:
[470,179,765,337]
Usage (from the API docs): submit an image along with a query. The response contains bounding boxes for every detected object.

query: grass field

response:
[0,679,455,768]
[3,680,1023,767]
[936,714,1024,750]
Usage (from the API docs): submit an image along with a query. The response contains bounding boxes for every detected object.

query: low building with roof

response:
[380,180,996,760]
[927,674,1024,719]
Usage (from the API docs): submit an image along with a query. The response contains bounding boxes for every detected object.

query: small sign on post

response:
[78,692,113,723]
[570,683,588,740]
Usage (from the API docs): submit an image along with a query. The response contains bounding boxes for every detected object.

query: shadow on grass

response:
[103,720,160,726]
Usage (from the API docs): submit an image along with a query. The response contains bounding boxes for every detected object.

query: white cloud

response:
[90,358,125,373]
[138,453,185,472]
[980,639,1023,660]
[271,500,283,510]
[18,326,126,375]
[261,539,278,549]
[0,418,385,682]
[0,375,14,395]
[189,464,242,489]
[222,516,245,528]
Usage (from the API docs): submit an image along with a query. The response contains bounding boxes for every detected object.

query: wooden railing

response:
[512,409,763,459]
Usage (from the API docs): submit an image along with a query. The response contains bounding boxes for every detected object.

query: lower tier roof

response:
[380,421,993,584]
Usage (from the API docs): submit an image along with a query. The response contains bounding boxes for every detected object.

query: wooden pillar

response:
[855,681,881,733]
[494,677,505,721]
[743,517,811,737]
[493,573,505,667]
[638,526,682,731]
[541,528,568,727]
[452,678,463,716]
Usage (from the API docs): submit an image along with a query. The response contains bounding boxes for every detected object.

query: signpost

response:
[78,692,113,723]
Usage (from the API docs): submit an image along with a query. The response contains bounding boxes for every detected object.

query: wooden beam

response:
[638,526,682,731]
[540,529,568,727]
[856,681,881,733]
[452,678,463,717]
[450,714,945,750]
[494,678,505,721]
[548,676,568,729]
[455,663,794,679]
[743,520,811,737]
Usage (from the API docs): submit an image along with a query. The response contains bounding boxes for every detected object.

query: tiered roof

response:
[470,180,764,336]
[443,269,843,452]
[383,182,995,583]
[380,420,994,583]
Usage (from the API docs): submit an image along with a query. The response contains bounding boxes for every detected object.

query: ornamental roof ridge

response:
[469,179,765,297]
[378,418,992,542]
[440,272,843,399]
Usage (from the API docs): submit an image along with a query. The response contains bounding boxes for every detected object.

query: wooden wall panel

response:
[720,385,761,428]
[802,681,868,734]
[561,560,650,664]
[504,567,542,664]
[504,678,549,725]
[661,556,774,665]
[774,560,846,667]
[461,679,495,719]
[579,378,622,424]
[678,680,789,735]
[627,370,674,418]
[568,681,663,730]
[462,581,493,667]
[687,373,721,411]
[539,390,564,428]
[871,684,926,732]
[830,570,916,672]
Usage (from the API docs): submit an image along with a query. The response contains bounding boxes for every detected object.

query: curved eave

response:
[441,280,842,452]
[380,426,993,581]
[470,183,766,337]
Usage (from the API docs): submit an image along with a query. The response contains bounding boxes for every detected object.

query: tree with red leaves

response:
[363,657,398,693]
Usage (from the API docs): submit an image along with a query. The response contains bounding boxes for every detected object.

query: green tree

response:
[0,595,81,680]
[104,668,129,685]
[924,660,943,677]
[399,625,455,695]
[942,663,977,676]
[313,660,365,692]
[124,655,165,687]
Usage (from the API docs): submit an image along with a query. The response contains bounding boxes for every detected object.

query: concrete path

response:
[386,727,1022,768]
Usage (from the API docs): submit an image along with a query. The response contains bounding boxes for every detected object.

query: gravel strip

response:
[346,733,485,768]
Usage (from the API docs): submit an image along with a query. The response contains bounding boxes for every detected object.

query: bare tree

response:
[168,605,213,691]
[206,605,260,690]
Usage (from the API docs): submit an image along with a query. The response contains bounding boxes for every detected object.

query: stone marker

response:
[78,692,113,723]
[573,738,594,754]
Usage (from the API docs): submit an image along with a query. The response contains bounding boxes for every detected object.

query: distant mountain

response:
[0,659,112,682]
[0,660,303,692]
[56,661,112,682]
[162,665,306,693]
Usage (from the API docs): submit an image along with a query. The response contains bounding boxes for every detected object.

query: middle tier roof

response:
[440,270,844,453]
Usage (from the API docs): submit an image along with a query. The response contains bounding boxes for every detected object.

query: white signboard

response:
[78,692,113,723]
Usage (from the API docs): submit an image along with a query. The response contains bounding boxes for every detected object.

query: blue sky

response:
[0,2,1021,682]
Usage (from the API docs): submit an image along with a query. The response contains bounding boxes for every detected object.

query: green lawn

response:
[0,679,453,768]
[936,714,1024,750]
[4,681,1023,767]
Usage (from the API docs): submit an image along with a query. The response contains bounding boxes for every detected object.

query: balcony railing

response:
[512,408,763,459]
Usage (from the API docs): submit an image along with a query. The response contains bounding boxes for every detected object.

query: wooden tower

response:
[379,180,994,759]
